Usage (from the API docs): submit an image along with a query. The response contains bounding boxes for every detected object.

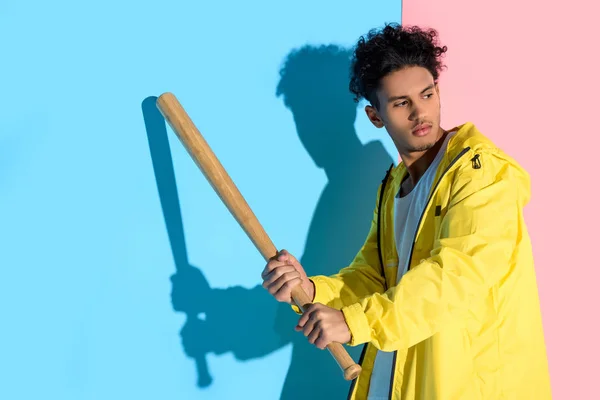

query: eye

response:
[393,100,408,107]
[423,93,434,99]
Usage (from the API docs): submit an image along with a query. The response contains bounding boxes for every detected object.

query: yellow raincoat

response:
[307,122,551,399]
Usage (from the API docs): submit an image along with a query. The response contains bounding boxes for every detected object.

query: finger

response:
[273,277,302,302]
[307,322,321,345]
[265,269,301,295]
[302,311,322,338]
[281,249,299,266]
[297,304,316,328]
[261,259,290,279]
[277,249,290,263]
[315,333,330,350]
[278,249,302,268]
[262,266,297,288]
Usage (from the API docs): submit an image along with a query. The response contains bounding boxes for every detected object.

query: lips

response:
[412,124,432,137]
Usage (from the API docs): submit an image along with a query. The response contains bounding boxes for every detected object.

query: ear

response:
[365,105,385,128]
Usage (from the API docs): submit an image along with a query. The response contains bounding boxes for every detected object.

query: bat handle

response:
[291,286,362,380]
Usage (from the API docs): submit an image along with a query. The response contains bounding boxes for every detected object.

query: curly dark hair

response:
[349,23,448,109]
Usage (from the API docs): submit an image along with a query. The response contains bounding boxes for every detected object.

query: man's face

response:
[366,66,442,157]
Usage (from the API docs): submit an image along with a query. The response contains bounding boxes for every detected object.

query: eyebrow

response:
[387,84,435,103]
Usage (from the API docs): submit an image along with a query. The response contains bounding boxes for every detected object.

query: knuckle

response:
[283,271,295,280]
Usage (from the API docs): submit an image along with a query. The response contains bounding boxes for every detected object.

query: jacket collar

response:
[388,121,491,182]
[380,121,495,202]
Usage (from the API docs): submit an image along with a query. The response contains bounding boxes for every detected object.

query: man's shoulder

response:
[449,122,498,152]
[450,122,527,171]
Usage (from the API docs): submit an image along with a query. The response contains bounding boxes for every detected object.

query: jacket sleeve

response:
[341,154,525,351]
[296,184,387,312]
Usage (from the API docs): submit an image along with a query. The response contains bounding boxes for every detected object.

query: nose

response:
[409,102,426,121]
[409,103,426,121]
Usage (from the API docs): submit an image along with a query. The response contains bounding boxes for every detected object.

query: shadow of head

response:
[276,45,359,168]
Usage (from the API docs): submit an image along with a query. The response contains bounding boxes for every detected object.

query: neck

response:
[400,128,447,186]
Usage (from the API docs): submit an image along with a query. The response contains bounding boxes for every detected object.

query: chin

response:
[407,139,436,153]
[409,146,434,153]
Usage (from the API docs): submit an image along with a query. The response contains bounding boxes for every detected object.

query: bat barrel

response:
[156,92,276,260]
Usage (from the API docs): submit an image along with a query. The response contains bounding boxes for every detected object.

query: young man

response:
[261,24,551,399]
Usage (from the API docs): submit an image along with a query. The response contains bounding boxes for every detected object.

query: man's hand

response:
[261,249,315,304]
[295,303,352,349]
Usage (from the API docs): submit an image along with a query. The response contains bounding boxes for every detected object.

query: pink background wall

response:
[402,1,599,398]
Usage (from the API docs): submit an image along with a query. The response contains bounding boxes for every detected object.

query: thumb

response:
[278,249,301,268]
[277,249,290,262]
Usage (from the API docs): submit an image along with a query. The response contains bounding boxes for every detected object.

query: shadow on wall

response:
[141,44,393,399]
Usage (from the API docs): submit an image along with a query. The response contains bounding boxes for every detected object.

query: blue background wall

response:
[1,1,399,398]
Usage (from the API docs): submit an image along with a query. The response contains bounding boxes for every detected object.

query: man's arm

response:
[341,153,526,351]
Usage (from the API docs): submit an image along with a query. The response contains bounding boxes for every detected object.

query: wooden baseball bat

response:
[155,92,362,381]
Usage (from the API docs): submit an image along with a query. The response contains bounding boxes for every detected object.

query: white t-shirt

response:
[366,131,455,400]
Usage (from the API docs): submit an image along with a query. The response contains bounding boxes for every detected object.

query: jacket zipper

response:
[347,162,394,400]
[405,146,472,270]
[386,146,472,400]
[377,163,395,281]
